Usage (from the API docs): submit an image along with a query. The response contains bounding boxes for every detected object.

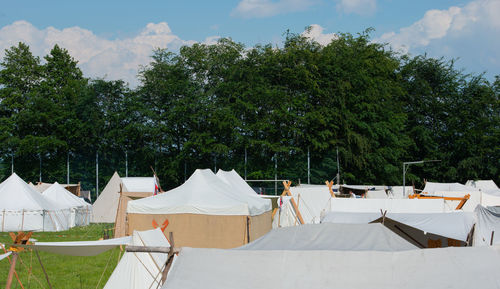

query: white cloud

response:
[0,21,219,87]
[336,0,376,15]
[301,24,338,45]
[232,0,315,18]
[376,0,500,54]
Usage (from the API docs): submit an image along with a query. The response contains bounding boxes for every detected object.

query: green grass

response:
[0,224,122,289]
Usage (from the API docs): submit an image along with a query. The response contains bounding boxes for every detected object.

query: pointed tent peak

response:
[43,182,87,208]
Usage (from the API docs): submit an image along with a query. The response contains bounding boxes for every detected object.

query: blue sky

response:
[0,0,498,86]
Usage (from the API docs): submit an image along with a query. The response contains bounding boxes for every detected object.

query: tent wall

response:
[0,209,72,232]
[127,211,271,248]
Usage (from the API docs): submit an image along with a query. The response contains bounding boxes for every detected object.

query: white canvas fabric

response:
[43,182,92,227]
[216,169,271,213]
[128,169,269,216]
[321,211,475,242]
[121,177,155,192]
[327,198,446,213]
[104,228,170,289]
[387,186,413,198]
[92,172,123,223]
[31,236,132,256]
[238,223,416,251]
[365,190,388,199]
[162,246,500,289]
[473,205,500,246]
[423,182,478,194]
[272,186,333,228]
[466,180,499,191]
[0,173,71,232]
[481,192,500,207]
[0,251,11,262]
[341,184,387,191]
[422,190,481,212]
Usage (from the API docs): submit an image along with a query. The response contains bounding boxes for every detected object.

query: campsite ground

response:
[0,224,120,289]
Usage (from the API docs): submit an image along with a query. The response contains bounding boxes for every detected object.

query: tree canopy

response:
[0,30,498,198]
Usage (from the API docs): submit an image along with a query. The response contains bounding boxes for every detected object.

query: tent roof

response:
[163,245,500,289]
[0,173,64,211]
[128,169,270,216]
[121,177,155,192]
[341,184,387,191]
[216,169,271,212]
[466,180,499,191]
[42,182,89,209]
[328,198,446,213]
[92,172,123,223]
[322,211,474,242]
[423,182,479,194]
[238,223,416,251]
[365,190,388,199]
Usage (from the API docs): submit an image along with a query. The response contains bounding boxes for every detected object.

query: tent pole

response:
[274,154,277,195]
[11,153,14,174]
[244,147,247,180]
[39,153,42,182]
[96,151,99,198]
[125,151,128,178]
[67,151,70,185]
[5,252,18,289]
[307,147,310,184]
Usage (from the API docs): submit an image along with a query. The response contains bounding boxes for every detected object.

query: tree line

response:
[0,29,498,198]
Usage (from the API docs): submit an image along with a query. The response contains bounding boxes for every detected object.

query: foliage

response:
[0,31,499,193]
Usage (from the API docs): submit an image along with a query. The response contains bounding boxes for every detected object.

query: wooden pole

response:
[491,231,495,246]
[5,252,18,289]
[35,249,53,289]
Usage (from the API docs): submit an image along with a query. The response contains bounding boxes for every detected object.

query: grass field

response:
[0,224,121,289]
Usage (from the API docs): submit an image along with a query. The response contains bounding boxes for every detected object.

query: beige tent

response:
[127,169,272,249]
[92,172,123,223]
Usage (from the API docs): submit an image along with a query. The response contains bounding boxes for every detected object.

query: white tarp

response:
[321,211,475,242]
[327,198,446,213]
[473,205,500,246]
[422,190,482,212]
[30,236,132,256]
[216,169,271,213]
[388,186,413,198]
[466,180,499,191]
[341,185,387,191]
[365,190,388,199]
[0,251,11,262]
[423,182,478,194]
[0,173,71,232]
[238,223,416,251]
[128,169,269,216]
[42,182,92,227]
[104,228,170,289]
[162,246,500,289]
[481,192,500,207]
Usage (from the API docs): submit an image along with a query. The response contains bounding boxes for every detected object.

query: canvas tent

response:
[127,169,272,248]
[387,186,413,198]
[239,223,416,251]
[473,205,500,246]
[92,172,155,223]
[272,183,334,228]
[0,173,71,232]
[321,211,475,247]
[103,228,170,289]
[422,182,485,211]
[42,182,92,227]
[162,245,500,289]
[466,180,499,192]
[327,198,446,213]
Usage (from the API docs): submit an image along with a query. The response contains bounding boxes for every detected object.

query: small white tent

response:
[43,182,92,227]
[0,173,71,232]
[422,182,482,211]
[104,228,170,289]
[92,172,156,223]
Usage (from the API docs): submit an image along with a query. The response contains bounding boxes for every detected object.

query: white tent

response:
[327,198,446,213]
[473,205,500,246]
[0,173,71,232]
[466,180,499,191]
[162,245,500,289]
[272,185,333,228]
[365,190,388,199]
[216,169,271,213]
[238,223,416,251]
[43,182,91,227]
[128,169,268,216]
[92,172,155,223]
[127,169,272,248]
[321,211,475,242]
[422,182,482,211]
[423,182,477,194]
[104,228,170,289]
[387,186,413,198]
